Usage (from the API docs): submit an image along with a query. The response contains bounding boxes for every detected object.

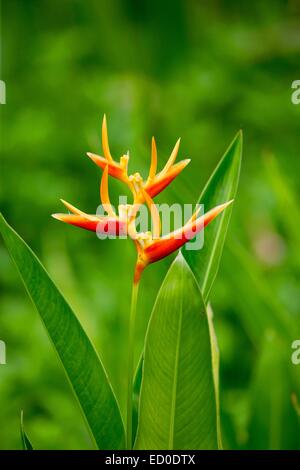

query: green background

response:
[1,0,300,449]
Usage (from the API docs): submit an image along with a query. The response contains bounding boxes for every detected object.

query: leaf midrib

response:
[168,260,184,450]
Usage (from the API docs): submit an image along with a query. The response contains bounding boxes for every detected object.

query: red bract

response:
[52,116,233,282]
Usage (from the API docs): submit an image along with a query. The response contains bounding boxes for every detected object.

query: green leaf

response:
[135,253,218,450]
[20,411,33,450]
[248,332,299,450]
[0,214,125,450]
[263,153,300,266]
[183,131,242,303]
[132,354,143,444]
[132,136,241,444]
[225,242,296,342]
[207,304,222,449]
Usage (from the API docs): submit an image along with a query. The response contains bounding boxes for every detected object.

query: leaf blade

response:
[183,131,242,302]
[135,253,218,450]
[0,214,125,450]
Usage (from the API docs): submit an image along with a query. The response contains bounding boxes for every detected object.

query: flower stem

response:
[126,278,140,450]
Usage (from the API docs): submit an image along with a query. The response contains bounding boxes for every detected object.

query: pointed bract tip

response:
[222,198,234,209]
[86,152,107,166]
[51,213,63,221]
[59,199,78,213]
[174,138,181,149]
[211,199,234,214]
[199,199,234,227]
[174,158,191,170]
[87,151,101,161]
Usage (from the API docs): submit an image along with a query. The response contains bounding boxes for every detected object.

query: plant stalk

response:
[126,278,140,449]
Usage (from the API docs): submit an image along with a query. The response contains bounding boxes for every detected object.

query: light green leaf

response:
[0,214,125,450]
[183,131,242,303]
[20,411,33,450]
[207,304,222,449]
[135,252,218,450]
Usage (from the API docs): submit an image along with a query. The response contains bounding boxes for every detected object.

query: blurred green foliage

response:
[1,0,300,449]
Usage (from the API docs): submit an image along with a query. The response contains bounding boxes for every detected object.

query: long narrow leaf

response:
[135,253,218,450]
[0,213,125,450]
[183,131,242,303]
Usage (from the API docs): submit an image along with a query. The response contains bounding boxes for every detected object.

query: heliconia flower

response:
[52,116,234,284]
[87,116,190,200]
[133,200,233,283]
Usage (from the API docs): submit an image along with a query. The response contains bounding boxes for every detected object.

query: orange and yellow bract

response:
[52,116,233,282]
